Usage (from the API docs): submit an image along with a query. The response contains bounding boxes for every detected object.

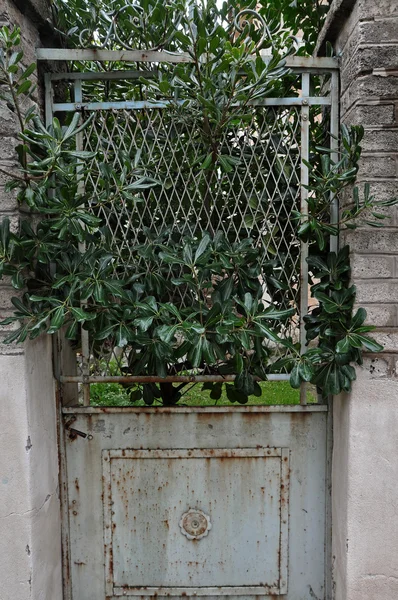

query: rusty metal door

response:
[62,405,329,599]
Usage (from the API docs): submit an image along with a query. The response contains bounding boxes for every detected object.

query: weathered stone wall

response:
[317,1,398,599]
[0,2,62,599]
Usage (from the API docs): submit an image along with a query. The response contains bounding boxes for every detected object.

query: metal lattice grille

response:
[45,58,339,392]
[84,106,301,261]
[80,105,302,374]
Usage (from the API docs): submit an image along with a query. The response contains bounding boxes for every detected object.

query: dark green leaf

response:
[48,306,66,334]
[225,383,248,404]
[290,363,301,389]
[194,234,211,263]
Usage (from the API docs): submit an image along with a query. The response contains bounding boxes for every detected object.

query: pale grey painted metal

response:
[36,48,193,62]
[63,406,328,599]
[325,70,339,597]
[324,397,334,600]
[60,374,291,384]
[51,96,332,112]
[36,47,338,69]
[63,405,328,414]
[299,72,310,406]
[330,70,340,255]
[74,80,90,406]
[104,447,288,595]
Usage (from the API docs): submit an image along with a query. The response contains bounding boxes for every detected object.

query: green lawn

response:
[90,381,317,407]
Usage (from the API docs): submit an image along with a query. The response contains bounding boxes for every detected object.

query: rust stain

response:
[289,411,311,423]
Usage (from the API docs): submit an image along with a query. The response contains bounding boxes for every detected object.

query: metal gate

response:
[61,405,330,599]
[39,30,338,600]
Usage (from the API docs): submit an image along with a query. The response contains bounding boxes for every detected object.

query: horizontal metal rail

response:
[52,96,331,112]
[36,48,339,70]
[46,69,157,81]
[37,48,192,63]
[62,404,328,414]
[60,374,290,384]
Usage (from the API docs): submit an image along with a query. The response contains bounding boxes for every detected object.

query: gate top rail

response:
[36,48,338,71]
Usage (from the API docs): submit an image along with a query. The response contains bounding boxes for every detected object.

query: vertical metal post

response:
[299,72,310,406]
[44,73,53,128]
[325,71,339,599]
[330,70,340,254]
[74,80,91,406]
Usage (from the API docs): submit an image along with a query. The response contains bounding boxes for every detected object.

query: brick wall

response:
[339,2,398,362]
[319,0,398,355]
[0,1,41,348]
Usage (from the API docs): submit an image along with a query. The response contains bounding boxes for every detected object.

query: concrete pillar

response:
[0,2,63,599]
[317,1,398,598]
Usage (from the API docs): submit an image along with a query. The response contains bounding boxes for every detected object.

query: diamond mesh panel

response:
[79,104,303,376]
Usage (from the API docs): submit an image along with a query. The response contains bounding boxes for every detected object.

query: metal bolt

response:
[302,99,309,105]
[87,434,93,441]
[302,115,308,121]
[73,511,77,516]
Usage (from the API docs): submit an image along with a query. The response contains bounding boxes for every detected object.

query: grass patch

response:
[90,381,317,407]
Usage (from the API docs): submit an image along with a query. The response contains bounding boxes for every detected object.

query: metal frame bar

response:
[47,69,157,81]
[74,80,91,407]
[112,585,279,596]
[102,450,113,597]
[57,393,73,600]
[109,447,282,458]
[325,70,340,600]
[52,96,332,112]
[62,404,328,414]
[36,47,338,70]
[299,72,310,406]
[279,447,290,594]
[60,374,290,384]
[330,70,340,254]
